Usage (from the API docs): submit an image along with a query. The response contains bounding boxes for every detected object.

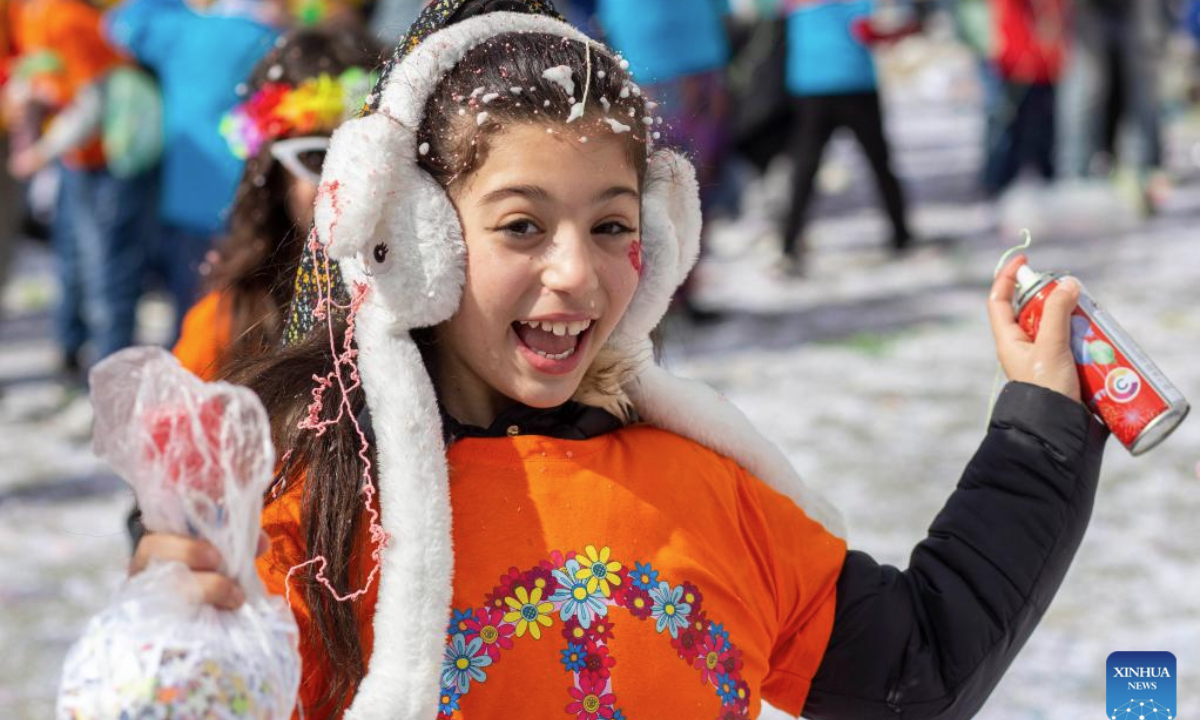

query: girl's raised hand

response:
[129,531,270,610]
[987,255,1083,404]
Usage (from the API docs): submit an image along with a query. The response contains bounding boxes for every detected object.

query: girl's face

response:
[432,123,642,426]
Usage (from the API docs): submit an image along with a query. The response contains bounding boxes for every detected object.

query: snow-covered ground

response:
[3,36,1198,720]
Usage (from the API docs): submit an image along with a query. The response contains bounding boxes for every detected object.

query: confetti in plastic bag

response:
[58,347,301,720]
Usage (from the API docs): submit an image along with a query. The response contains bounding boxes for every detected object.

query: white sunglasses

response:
[270,135,331,185]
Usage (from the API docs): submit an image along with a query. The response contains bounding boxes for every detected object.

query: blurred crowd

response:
[1,0,1199,384]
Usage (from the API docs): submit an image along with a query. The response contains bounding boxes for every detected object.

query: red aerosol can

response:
[1014,265,1189,455]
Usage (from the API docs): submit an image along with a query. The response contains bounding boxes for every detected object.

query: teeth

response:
[518,319,592,337]
[534,347,576,361]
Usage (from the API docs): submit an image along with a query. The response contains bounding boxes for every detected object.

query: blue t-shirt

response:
[785,0,877,97]
[596,0,730,85]
[105,0,276,234]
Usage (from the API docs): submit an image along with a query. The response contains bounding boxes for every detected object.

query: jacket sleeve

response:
[803,382,1108,720]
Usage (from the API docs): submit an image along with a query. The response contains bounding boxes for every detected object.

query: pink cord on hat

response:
[285,220,389,605]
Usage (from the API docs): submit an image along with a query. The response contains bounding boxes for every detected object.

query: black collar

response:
[355,400,626,446]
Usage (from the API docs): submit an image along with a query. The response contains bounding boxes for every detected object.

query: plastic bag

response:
[58,347,300,720]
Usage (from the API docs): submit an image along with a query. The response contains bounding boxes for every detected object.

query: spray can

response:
[1013,265,1189,455]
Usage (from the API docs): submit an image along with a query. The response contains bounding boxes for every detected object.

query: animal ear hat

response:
[299,3,844,717]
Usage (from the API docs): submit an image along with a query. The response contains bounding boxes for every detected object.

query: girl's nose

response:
[541,228,599,295]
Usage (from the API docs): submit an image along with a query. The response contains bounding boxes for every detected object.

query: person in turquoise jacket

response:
[780,0,916,274]
[104,0,278,341]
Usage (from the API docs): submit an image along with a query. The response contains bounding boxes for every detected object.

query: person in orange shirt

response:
[132,2,1107,720]
[171,26,379,381]
[5,0,155,368]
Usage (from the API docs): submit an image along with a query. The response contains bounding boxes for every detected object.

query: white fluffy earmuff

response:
[313,113,466,330]
[610,148,703,348]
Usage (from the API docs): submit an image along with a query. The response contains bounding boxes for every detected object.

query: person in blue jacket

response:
[104,0,279,341]
[780,0,915,274]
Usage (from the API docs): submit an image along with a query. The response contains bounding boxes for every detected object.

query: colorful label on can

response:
[1016,278,1170,450]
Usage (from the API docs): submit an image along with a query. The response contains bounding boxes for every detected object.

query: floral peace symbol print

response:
[438,547,752,720]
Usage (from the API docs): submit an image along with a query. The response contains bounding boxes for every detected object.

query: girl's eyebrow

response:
[480,184,639,206]
[595,186,639,203]
[480,184,552,205]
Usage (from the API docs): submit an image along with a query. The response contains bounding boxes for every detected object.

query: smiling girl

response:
[130,2,1108,720]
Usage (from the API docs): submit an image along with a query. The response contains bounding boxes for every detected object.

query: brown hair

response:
[228,31,653,715]
[206,27,382,377]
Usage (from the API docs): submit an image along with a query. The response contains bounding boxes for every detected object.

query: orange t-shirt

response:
[258,425,847,719]
[172,291,232,381]
[14,0,122,168]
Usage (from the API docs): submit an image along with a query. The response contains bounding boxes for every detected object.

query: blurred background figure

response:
[0,0,21,328]
[1057,0,1173,214]
[778,0,918,276]
[172,27,380,380]
[589,0,735,319]
[5,0,156,376]
[103,0,280,343]
[981,0,1067,196]
[368,0,426,46]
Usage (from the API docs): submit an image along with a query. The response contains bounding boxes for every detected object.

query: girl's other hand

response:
[129,531,270,610]
[987,255,1083,404]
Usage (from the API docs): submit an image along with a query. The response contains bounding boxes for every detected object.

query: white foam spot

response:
[476,111,489,126]
[542,65,576,96]
[418,142,430,156]
[267,64,283,81]
[579,136,588,143]
[458,108,466,116]
[598,70,606,78]
[482,92,500,104]
[600,96,610,112]
[604,118,631,134]
[619,87,630,99]
[510,86,523,94]
[470,86,486,98]
[642,117,654,126]
[619,58,630,70]
[566,102,585,123]
[653,131,661,140]
[543,99,551,108]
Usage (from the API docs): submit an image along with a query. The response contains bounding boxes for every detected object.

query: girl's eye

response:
[594,221,635,236]
[498,219,542,237]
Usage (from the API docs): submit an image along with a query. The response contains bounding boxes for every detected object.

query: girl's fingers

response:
[130,534,222,576]
[987,255,1030,350]
[192,572,246,610]
[1033,277,1080,352]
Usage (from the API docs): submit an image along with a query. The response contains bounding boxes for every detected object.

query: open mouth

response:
[511,318,595,372]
